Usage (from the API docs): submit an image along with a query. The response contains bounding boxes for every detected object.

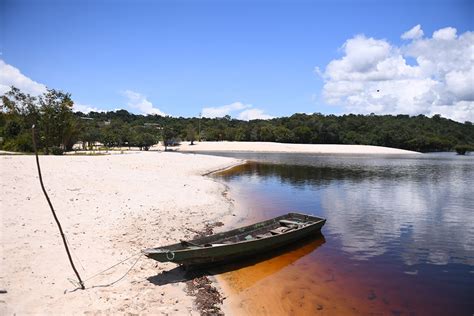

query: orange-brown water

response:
[217,240,465,315]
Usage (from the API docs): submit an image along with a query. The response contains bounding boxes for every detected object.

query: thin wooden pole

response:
[31,125,85,290]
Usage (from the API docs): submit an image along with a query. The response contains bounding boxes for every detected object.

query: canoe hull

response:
[144,212,326,267]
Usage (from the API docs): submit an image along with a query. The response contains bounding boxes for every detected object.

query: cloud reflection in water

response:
[218,153,474,267]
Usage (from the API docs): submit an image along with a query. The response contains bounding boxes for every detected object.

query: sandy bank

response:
[177,141,420,155]
[0,152,241,315]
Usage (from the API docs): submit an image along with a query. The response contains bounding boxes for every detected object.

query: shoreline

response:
[201,160,248,177]
[0,152,243,315]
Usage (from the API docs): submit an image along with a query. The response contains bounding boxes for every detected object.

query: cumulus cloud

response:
[401,24,424,40]
[318,25,474,122]
[238,108,274,120]
[202,101,273,120]
[122,90,166,116]
[201,101,251,118]
[73,103,106,113]
[432,27,457,40]
[0,59,47,96]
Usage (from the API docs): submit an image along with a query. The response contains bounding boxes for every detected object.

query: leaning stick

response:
[31,125,85,290]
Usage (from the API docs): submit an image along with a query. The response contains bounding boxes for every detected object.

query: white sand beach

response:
[177,141,420,155]
[0,152,241,315]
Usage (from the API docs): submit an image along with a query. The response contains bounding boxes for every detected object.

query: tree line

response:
[1,86,473,154]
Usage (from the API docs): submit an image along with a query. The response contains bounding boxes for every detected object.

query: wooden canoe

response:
[143,212,326,267]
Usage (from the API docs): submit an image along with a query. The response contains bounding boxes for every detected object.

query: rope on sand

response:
[65,251,144,292]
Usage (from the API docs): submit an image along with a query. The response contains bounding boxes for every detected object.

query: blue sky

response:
[1,0,473,121]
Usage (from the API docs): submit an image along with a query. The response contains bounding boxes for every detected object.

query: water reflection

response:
[218,158,474,266]
[322,181,474,265]
[212,152,474,315]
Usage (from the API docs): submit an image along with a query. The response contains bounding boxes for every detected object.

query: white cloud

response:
[201,101,251,118]
[401,24,424,40]
[73,103,106,113]
[122,90,166,116]
[445,70,474,101]
[429,101,474,123]
[432,27,457,40]
[318,25,474,122]
[201,101,272,120]
[0,59,47,96]
[237,108,274,120]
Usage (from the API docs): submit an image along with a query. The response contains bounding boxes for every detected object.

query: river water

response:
[206,152,474,315]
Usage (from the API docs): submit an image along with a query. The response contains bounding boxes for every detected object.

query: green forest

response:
[1,86,473,154]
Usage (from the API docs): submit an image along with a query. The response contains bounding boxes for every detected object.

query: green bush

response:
[50,146,64,155]
[15,133,34,152]
[454,145,472,155]
[1,132,33,152]
[1,140,17,152]
[4,120,22,138]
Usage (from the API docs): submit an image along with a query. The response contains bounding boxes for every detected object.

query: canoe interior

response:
[147,212,325,253]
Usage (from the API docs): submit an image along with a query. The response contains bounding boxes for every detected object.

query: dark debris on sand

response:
[186,276,224,316]
[188,221,224,239]
[186,221,225,316]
